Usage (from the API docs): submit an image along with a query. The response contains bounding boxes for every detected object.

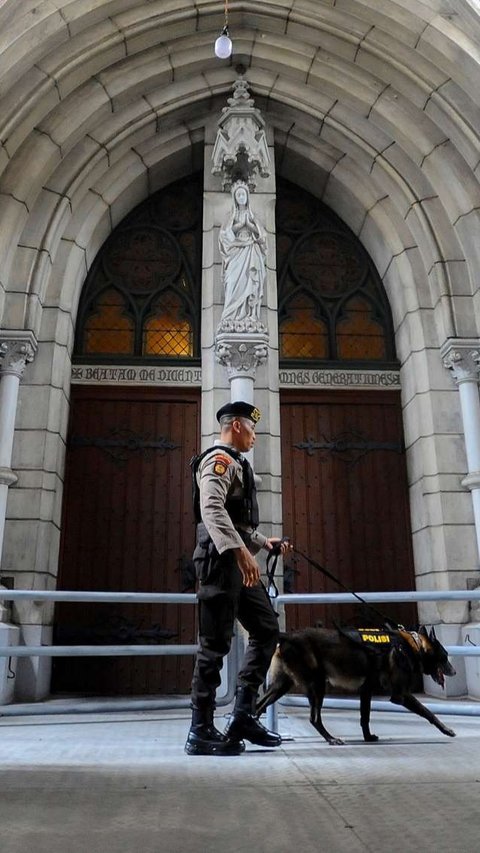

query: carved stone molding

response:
[0,330,37,378]
[211,77,271,190]
[0,467,18,487]
[441,339,480,384]
[462,471,480,491]
[217,316,268,336]
[215,334,269,380]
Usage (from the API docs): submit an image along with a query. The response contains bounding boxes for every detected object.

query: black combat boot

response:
[185,707,245,756]
[224,686,282,747]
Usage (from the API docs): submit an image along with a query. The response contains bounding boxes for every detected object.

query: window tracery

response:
[276,178,396,366]
[75,174,202,362]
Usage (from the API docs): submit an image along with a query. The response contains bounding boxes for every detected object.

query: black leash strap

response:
[292,545,399,630]
[266,538,290,598]
[267,540,398,629]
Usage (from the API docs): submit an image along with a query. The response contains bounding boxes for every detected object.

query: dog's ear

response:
[429,625,437,641]
[419,625,429,638]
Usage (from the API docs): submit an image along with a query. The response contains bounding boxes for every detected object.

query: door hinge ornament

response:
[70,425,180,464]
[294,430,402,465]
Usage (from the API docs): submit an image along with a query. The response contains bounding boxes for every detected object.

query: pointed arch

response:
[74,173,202,362]
[82,287,135,356]
[276,178,396,366]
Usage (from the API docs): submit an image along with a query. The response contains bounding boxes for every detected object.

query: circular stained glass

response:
[292,232,367,295]
[103,229,180,291]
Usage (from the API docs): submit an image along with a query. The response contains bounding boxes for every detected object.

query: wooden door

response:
[281,390,416,632]
[52,386,199,696]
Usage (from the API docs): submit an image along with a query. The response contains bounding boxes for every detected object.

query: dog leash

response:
[292,545,400,629]
[267,540,399,630]
[266,538,291,599]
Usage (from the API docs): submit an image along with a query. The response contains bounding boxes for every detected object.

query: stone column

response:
[211,76,272,416]
[0,331,37,567]
[202,75,283,577]
[203,75,280,440]
[215,337,269,402]
[442,340,480,698]
[442,339,480,560]
[0,332,36,704]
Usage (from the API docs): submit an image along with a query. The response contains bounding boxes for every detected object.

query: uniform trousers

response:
[190,546,279,711]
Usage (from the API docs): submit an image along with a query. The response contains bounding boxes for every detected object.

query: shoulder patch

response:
[213,453,232,476]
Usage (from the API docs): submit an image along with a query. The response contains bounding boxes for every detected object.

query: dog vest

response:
[347,627,394,648]
[343,627,423,673]
[190,445,260,529]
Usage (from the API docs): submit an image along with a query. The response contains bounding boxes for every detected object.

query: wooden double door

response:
[54,385,415,696]
[53,386,200,696]
[280,390,416,632]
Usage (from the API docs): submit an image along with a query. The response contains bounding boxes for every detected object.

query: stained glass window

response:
[277,178,395,365]
[143,292,193,357]
[75,174,201,362]
[279,293,328,359]
[83,289,134,355]
[336,296,386,360]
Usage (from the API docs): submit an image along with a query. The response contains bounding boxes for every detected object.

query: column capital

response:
[0,330,37,378]
[215,333,269,380]
[441,338,480,384]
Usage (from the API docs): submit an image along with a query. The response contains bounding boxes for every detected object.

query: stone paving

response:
[0,704,479,853]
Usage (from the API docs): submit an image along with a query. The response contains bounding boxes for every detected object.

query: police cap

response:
[216,401,262,424]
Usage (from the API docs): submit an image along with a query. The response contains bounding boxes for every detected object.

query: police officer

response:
[185,401,291,756]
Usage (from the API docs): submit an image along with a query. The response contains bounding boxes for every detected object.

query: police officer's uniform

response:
[185,402,281,756]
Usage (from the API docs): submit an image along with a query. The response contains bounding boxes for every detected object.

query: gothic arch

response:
[0,2,478,347]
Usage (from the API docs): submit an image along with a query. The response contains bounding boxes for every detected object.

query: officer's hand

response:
[266,537,293,556]
[234,547,261,587]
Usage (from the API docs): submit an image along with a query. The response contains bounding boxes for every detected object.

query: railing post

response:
[266,594,279,732]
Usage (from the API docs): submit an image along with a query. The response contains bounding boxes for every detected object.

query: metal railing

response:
[0,589,239,716]
[0,587,479,722]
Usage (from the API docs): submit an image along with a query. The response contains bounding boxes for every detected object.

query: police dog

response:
[256,625,456,744]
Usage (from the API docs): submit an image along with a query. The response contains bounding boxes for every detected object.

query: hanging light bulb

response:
[215,26,232,59]
[214,1,232,59]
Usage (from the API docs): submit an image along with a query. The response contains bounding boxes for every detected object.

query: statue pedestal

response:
[215,332,269,386]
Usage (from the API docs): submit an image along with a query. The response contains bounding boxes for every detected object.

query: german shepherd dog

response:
[256,625,456,744]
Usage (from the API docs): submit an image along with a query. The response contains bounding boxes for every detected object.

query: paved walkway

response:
[0,703,479,853]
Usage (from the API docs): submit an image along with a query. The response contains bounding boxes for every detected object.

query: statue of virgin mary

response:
[218,181,267,332]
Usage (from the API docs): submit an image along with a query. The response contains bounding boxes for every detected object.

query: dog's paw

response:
[327,737,345,746]
[364,734,379,743]
[442,726,456,737]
